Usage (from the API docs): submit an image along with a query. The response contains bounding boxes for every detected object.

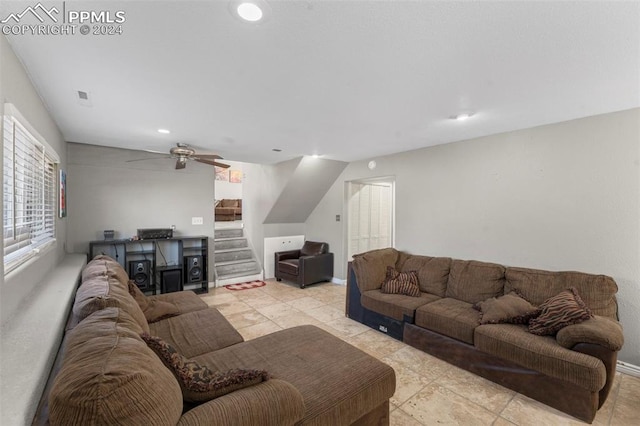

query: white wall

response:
[0,35,68,325]
[306,109,640,366]
[241,158,305,270]
[66,143,216,280]
[215,160,243,201]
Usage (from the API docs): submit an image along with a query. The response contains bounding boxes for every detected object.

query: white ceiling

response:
[4,0,639,164]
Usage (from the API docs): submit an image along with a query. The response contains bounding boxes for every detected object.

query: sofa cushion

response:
[221,199,239,207]
[192,325,396,425]
[446,260,505,305]
[528,288,592,335]
[475,291,539,325]
[414,298,481,344]
[381,267,421,297]
[49,308,183,425]
[127,279,181,323]
[148,290,208,315]
[401,256,452,297]
[352,248,399,292]
[300,241,328,257]
[148,308,244,358]
[82,254,130,286]
[361,290,439,321]
[175,379,305,426]
[475,323,606,392]
[142,333,269,403]
[74,274,150,333]
[505,267,618,318]
[279,259,300,275]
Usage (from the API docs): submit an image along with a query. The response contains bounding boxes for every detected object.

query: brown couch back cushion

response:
[221,199,239,207]
[300,241,328,257]
[505,267,618,318]
[82,255,130,287]
[49,308,183,425]
[74,272,150,333]
[352,248,399,292]
[446,260,506,304]
[401,255,452,297]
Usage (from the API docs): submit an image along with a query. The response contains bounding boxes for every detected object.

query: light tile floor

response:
[201,280,640,426]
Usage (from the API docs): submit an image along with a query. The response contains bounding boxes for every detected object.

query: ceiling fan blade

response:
[175,159,186,170]
[195,158,230,168]
[143,149,168,155]
[194,154,223,160]
[126,155,171,163]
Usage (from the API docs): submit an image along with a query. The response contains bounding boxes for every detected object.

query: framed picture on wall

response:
[229,170,242,183]
[59,169,67,218]
[215,166,229,181]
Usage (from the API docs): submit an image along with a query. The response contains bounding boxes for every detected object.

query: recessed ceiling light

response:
[157,129,171,134]
[230,0,270,23]
[237,2,263,21]
[311,154,321,158]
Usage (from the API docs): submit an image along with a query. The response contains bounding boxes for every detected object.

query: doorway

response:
[346,177,395,261]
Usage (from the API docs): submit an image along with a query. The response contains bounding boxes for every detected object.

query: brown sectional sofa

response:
[38,255,395,425]
[346,248,624,424]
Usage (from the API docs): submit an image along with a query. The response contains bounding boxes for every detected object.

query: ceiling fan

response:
[127,143,230,170]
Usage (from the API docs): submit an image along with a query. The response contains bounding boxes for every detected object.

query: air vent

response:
[77,90,92,107]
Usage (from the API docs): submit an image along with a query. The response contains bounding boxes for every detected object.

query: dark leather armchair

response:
[274,241,334,289]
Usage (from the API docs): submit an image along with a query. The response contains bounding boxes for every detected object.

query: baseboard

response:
[331,277,346,285]
[617,361,640,377]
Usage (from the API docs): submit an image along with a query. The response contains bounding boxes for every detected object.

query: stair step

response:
[216,271,263,282]
[215,271,264,287]
[215,249,253,263]
[216,260,259,276]
[215,238,248,250]
[215,229,243,239]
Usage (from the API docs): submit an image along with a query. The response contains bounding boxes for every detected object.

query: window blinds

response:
[3,113,57,273]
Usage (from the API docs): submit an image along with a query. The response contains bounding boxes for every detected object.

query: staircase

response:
[214,227,263,287]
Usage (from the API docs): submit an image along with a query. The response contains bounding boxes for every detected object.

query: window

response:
[3,105,59,274]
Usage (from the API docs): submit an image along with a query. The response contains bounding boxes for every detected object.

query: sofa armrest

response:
[177,379,305,426]
[556,316,624,352]
[275,249,301,261]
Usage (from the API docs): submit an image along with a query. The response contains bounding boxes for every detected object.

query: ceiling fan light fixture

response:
[452,112,474,121]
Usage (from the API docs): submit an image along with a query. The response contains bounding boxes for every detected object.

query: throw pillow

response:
[141,333,269,402]
[381,267,421,297]
[528,287,592,336]
[127,279,150,310]
[474,291,539,325]
[128,280,180,323]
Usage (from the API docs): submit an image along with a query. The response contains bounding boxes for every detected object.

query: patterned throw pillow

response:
[474,291,539,325]
[381,267,421,297]
[128,280,180,323]
[528,287,592,336]
[141,333,269,402]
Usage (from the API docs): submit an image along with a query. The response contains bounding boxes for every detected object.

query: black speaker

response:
[184,255,203,283]
[128,260,151,290]
[161,268,183,293]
